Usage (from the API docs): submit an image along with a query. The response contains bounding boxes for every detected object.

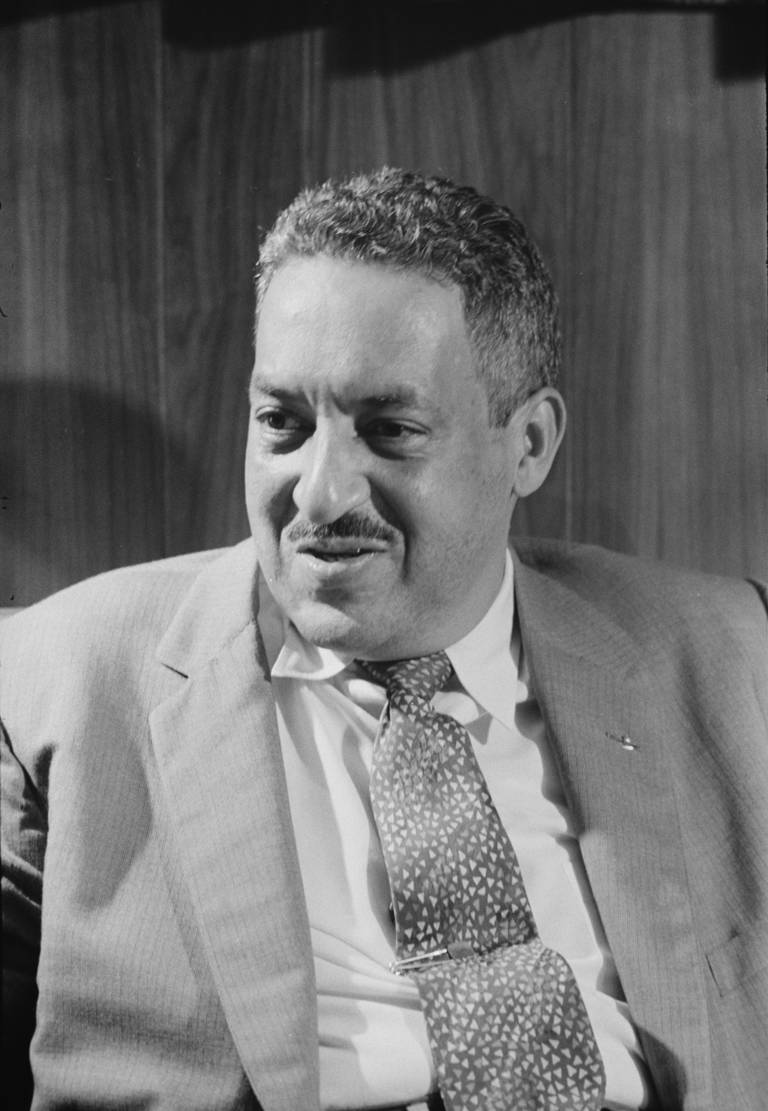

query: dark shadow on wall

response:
[5,1,765,83]
[713,4,766,80]
[171,0,764,85]
[327,2,766,78]
[0,380,206,605]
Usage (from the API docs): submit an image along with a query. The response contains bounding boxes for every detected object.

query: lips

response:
[298,541,383,562]
[308,548,365,561]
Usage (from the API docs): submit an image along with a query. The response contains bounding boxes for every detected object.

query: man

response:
[2,168,766,1111]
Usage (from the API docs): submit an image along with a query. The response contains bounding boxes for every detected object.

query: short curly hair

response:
[256,167,560,426]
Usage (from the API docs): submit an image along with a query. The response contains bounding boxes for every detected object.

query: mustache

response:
[285,513,395,545]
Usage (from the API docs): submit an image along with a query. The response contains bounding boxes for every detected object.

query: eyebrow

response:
[249,375,426,411]
[363,389,423,409]
[249,377,288,402]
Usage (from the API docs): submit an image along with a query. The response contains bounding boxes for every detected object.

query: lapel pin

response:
[605,730,637,751]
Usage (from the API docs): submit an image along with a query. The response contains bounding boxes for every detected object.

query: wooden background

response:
[1,1,766,606]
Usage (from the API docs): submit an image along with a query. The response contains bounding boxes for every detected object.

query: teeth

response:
[311,548,365,560]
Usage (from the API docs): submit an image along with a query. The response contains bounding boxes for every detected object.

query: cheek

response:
[428,461,511,552]
[447,451,509,515]
[245,455,291,535]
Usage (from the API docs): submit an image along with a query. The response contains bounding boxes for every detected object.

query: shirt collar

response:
[259,552,518,728]
[444,552,518,727]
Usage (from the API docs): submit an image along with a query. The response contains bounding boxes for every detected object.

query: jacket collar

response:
[513,545,711,1106]
[155,540,262,677]
[151,539,320,1111]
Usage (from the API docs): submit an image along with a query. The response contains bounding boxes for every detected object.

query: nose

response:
[292,426,370,524]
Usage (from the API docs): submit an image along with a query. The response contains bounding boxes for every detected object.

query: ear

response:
[508,387,566,498]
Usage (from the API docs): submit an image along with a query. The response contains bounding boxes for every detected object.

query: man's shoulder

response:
[512,536,767,638]
[513,534,763,594]
[0,543,253,682]
[4,547,223,626]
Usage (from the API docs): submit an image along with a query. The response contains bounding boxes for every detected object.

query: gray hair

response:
[256,167,560,426]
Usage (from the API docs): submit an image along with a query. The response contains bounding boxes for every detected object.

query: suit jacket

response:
[1,538,767,1110]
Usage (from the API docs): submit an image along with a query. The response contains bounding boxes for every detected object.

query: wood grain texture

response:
[0,2,164,605]
[566,10,767,576]
[2,4,765,604]
[161,29,327,555]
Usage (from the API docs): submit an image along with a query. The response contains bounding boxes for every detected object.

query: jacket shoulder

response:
[3,547,223,639]
[512,537,768,643]
[0,547,232,703]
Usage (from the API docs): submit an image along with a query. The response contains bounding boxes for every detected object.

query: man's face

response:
[245,255,523,660]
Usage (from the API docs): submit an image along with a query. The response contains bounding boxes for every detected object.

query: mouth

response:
[298,541,385,563]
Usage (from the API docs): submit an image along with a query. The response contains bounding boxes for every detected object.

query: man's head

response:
[246,168,565,659]
[256,167,560,426]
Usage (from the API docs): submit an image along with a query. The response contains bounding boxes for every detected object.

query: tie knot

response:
[357,651,453,704]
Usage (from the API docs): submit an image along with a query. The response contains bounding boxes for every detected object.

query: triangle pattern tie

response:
[359,651,606,1111]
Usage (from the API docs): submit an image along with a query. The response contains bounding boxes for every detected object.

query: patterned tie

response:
[359,652,606,1111]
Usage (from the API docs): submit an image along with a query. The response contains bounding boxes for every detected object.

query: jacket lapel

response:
[513,550,712,1108]
[149,542,320,1111]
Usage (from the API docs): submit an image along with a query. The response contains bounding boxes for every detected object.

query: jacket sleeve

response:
[1,717,46,1111]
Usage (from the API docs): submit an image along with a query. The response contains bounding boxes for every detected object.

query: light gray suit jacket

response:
[2,538,767,1110]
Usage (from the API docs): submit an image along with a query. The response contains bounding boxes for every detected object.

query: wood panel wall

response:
[1,2,766,606]
[2,2,165,603]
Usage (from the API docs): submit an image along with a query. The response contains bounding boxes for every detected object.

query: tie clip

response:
[389,941,476,975]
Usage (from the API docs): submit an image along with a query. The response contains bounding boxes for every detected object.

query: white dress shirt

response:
[258,555,656,1110]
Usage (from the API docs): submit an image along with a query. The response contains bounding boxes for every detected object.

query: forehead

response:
[260,252,460,307]
[253,256,475,402]
[259,256,467,348]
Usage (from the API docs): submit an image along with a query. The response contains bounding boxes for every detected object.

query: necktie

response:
[359,652,606,1111]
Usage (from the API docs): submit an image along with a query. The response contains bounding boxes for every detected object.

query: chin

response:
[289,602,418,660]
[289,601,374,656]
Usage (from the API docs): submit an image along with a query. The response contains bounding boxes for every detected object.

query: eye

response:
[366,419,414,439]
[257,410,302,431]
[362,418,428,456]
[253,407,309,448]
